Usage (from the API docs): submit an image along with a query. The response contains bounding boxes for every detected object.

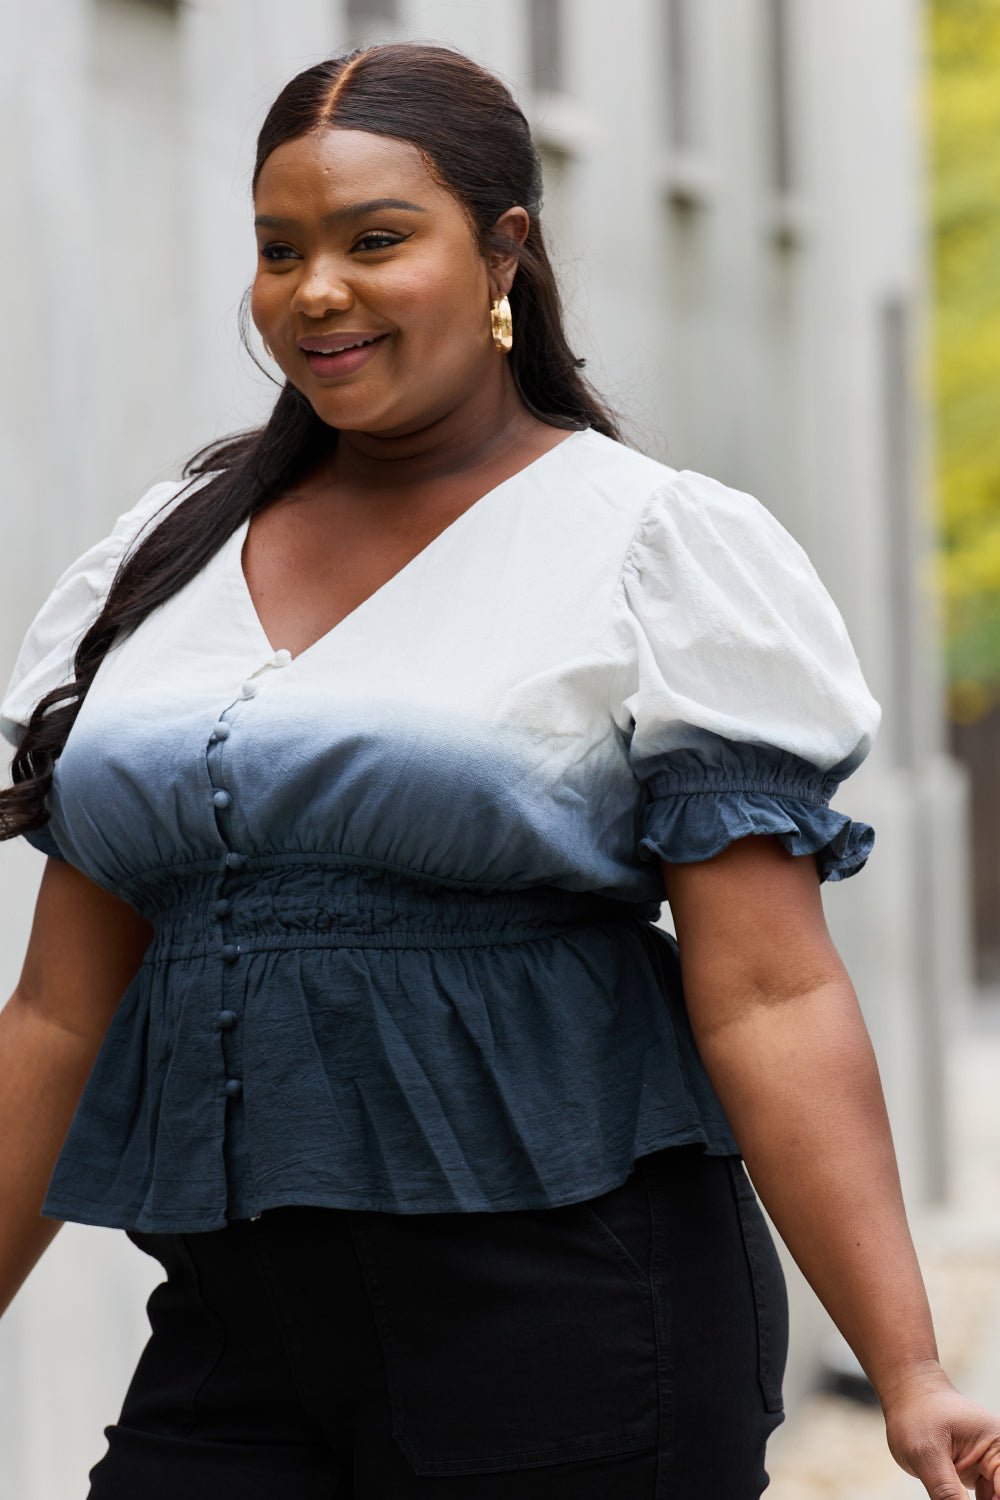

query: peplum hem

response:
[39,871,740,1234]
[41,1123,735,1233]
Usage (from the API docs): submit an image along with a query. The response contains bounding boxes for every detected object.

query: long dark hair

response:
[1,41,621,845]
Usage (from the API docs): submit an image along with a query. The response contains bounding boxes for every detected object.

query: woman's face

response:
[251,127,514,437]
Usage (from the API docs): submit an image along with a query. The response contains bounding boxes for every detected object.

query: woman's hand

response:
[883,1367,1000,1499]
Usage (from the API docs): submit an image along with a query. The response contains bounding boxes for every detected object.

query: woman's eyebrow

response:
[254,198,429,231]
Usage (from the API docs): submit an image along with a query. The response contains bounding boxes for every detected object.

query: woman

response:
[0,40,997,1500]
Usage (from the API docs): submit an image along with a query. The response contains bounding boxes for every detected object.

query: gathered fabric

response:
[637,741,875,881]
[43,864,737,1231]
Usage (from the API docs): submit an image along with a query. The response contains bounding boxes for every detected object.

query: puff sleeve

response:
[1,479,191,858]
[613,470,881,883]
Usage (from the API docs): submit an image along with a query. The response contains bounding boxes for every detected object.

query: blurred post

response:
[928,2,1000,989]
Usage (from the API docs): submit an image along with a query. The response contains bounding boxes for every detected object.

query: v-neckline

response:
[230,427,589,667]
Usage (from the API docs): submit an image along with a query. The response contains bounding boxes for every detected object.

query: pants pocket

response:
[726,1159,789,1415]
[349,1191,660,1476]
[117,1232,227,1438]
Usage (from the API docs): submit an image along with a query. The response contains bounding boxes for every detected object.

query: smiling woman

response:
[241,126,572,652]
[253,180,430,383]
[1,38,999,1500]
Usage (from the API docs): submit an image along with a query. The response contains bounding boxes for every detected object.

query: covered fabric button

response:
[225,1078,243,1099]
[212,789,232,810]
[214,898,230,918]
[221,943,240,964]
[209,722,231,741]
[271,648,293,668]
[217,1009,237,1031]
[240,680,258,699]
[225,852,247,871]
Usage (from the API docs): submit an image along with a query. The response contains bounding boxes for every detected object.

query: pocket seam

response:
[726,1161,786,1415]
[124,1233,227,1440]
[576,1203,653,1299]
[395,1427,660,1477]
[176,1235,230,1436]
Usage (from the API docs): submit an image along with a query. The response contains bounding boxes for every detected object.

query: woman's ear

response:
[488,206,530,297]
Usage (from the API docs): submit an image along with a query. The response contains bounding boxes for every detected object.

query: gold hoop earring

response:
[490,295,513,353]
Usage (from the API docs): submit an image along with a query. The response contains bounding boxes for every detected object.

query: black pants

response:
[87,1147,787,1498]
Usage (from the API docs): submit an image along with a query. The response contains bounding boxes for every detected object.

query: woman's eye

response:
[257,232,408,262]
[353,231,407,252]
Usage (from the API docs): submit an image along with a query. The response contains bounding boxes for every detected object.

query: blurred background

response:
[0,0,998,1495]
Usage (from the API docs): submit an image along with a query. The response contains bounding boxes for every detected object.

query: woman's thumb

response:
[912,1453,968,1500]
[922,1473,965,1500]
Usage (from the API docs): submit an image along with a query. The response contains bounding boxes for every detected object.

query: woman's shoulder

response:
[562,430,804,570]
[0,474,204,746]
[113,471,218,543]
[560,428,678,509]
[563,429,772,517]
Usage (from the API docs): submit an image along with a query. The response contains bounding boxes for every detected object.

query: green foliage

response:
[928,0,1000,717]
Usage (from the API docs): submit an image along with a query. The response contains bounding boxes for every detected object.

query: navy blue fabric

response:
[42,866,739,1232]
[23,822,65,862]
[31,728,870,1234]
[638,739,875,882]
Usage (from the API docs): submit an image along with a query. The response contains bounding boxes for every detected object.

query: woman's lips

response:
[301,334,390,377]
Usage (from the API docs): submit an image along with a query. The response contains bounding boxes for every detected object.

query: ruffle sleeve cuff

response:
[636,742,875,883]
[22,822,67,862]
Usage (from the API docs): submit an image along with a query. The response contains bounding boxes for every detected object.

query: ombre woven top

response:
[0,428,880,1232]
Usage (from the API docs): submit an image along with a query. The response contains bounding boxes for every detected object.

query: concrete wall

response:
[0,1,969,1494]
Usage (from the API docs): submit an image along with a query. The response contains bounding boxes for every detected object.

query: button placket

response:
[206,697,248,1103]
[205,650,293,1109]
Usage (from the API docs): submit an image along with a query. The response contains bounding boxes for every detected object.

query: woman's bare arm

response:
[0,856,152,1316]
[664,834,1000,1500]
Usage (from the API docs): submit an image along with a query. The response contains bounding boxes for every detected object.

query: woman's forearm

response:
[665,839,1000,1494]
[0,991,101,1316]
[0,859,154,1317]
[664,839,945,1408]
[691,975,943,1408]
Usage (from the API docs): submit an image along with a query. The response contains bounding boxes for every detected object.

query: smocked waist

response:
[129,856,658,959]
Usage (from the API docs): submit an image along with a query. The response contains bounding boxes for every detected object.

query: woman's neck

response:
[324,385,551,495]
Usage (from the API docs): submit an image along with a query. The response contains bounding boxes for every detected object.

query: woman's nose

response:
[291,262,355,318]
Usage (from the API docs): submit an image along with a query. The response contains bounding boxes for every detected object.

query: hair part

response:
[1,40,623,848]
